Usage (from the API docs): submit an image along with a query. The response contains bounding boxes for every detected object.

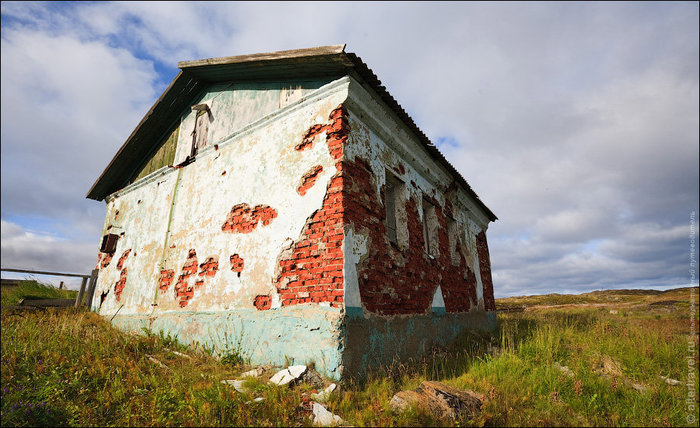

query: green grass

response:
[1,280,78,306]
[2,285,698,426]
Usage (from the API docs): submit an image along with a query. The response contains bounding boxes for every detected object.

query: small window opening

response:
[188,103,210,161]
[100,233,119,254]
[447,217,458,264]
[385,171,401,243]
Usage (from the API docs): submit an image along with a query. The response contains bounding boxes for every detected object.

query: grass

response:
[1,280,78,306]
[2,282,698,426]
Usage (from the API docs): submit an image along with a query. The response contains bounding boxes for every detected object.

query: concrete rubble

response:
[269,365,308,386]
[312,402,343,426]
[311,383,338,403]
[220,379,249,393]
[389,380,483,421]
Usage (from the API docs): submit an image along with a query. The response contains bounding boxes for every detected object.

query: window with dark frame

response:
[100,233,119,254]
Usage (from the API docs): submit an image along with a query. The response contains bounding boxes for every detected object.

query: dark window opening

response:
[100,233,119,254]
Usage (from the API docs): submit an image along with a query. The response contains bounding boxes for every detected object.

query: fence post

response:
[75,277,88,308]
[84,269,99,311]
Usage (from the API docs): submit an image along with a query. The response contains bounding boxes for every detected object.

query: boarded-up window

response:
[131,123,180,183]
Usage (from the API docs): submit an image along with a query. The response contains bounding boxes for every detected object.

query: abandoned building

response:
[87,45,498,379]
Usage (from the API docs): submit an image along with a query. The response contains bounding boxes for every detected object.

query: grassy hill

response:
[1,280,77,306]
[2,281,698,426]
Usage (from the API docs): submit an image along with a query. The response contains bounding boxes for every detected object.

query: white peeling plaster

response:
[343,226,368,309]
[94,77,351,316]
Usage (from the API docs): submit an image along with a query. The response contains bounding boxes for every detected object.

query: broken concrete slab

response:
[389,381,483,421]
[270,365,307,386]
[312,402,343,426]
[311,383,337,403]
[220,379,249,393]
[241,367,266,378]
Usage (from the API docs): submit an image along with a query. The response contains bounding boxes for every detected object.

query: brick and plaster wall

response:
[340,77,496,375]
[93,77,352,379]
[91,74,496,379]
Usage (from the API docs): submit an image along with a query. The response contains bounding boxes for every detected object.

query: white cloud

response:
[1,2,697,298]
[1,220,96,289]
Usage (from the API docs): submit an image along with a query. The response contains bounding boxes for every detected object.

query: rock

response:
[660,375,681,386]
[146,355,169,370]
[220,379,249,393]
[241,367,265,378]
[609,309,618,314]
[244,397,265,404]
[630,382,647,392]
[553,362,575,377]
[597,355,623,377]
[389,381,483,421]
[300,368,325,389]
[269,365,307,386]
[311,383,338,403]
[312,402,343,426]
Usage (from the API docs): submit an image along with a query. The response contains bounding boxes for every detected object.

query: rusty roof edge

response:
[342,52,497,222]
[177,44,346,69]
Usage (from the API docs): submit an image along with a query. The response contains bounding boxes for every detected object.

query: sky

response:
[1,1,698,296]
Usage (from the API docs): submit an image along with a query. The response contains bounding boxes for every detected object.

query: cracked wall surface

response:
[92,75,496,380]
[94,78,350,378]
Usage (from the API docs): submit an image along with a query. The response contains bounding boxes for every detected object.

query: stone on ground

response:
[241,367,265,378]
[269,365,307,386]
[300,368,325,389]
[389,380,483,421]
[312,402,343,426]
[220,379,249,393]
[311,383,338,403]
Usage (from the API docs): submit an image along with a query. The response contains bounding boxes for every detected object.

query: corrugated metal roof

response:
[87,45,496,222]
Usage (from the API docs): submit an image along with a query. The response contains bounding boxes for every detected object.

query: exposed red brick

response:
[476,231,496,311]
[343,149,481,315]
[254,294,272,310]
[174,249,198,308]
[198,256,219,277]
[114,268,127,302]
[116,249,131,270]
[273,105,349,309]
[159,269,175,291]
[230,254,244,273]
[222,203,278,233]
[297,165,324,196]
[295,124,328,151]
[100,253,113,269]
